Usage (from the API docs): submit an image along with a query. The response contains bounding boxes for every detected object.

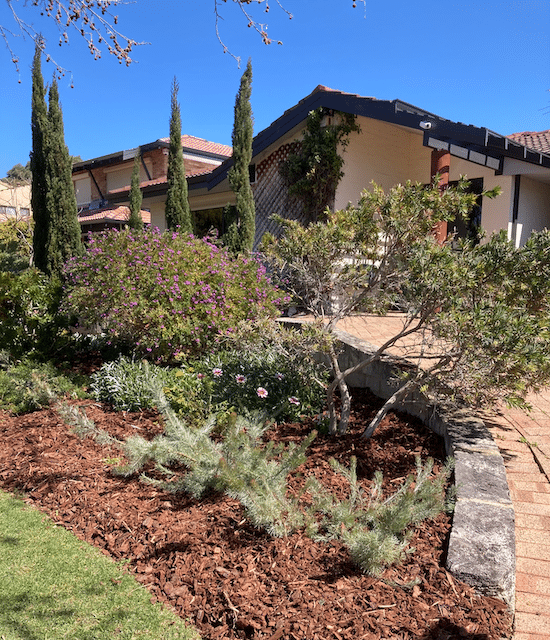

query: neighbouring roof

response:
[78,205,151,225]
[73,135,231,173]
[507,130,550,155]
[158,135,232,158]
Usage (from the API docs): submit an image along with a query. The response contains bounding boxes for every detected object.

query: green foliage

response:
[118,379,314,537]
[0,268,70,360]
[90,357,172,412]
[263,177,480,317]
[165,78,192,233]
[197,345,327,421]
[279,107,361,223]
[43,77,82,277]
[306,456,453,575]
[31,42,48,273]
[0,359,87,414]
[409,229,550,407]
[62,227,285,361]
[225,59,255,253]
[0,218,33,273]
[127,152,144,230]
[2,162,32,185]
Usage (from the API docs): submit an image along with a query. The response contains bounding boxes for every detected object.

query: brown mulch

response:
[0,389,513,640]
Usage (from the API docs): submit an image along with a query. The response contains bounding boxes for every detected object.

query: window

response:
[0,206,16,218]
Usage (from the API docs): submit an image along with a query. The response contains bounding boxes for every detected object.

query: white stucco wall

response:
[515,176,550,246]
[336,117,431,209]
[336,118,516,239]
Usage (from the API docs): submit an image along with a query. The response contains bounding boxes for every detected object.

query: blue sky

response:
[1,0,549,179]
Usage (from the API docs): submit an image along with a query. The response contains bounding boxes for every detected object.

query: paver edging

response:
[286,320,516,611]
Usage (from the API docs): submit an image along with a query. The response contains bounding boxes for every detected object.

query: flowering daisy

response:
[256,387,268,398]
[275,372,284,380]
[212,368,223,377]
[197,373,204,379]
[288,396,300,405]
[235,374,246,384]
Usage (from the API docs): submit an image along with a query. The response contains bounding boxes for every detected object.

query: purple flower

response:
[256,387,268,398]
[288,397,300,405]
[236,374,246,384]
[213,368,223,377]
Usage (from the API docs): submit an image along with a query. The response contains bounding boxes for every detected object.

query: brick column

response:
[431,148,450,244]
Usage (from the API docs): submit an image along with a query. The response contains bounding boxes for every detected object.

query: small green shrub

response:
[90,357,172,412]
[62,228,287,362]
[0,268,69,360]
[0,359,87,414]
[197,347,327,421]
[306,456,454,575]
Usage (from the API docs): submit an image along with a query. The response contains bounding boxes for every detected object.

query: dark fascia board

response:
[204,87,550,190]
[72,140,170,173]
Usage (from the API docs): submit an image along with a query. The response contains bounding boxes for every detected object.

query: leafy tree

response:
[2,163,32,185]
[43,77,82,277]
[128,152,144,230]
[30,41,49,273]
[225,58,255,253]
[164,78,193,234]
[279,107,361,224]
[261,178,550,436]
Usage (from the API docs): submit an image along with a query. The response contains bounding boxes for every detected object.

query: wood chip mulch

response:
[0,389,513,639]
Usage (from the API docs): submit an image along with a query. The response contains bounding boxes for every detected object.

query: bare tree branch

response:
[3,0,145,79]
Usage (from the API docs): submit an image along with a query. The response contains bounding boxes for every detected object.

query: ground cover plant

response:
[0,393,513,639]
[0,490,198,640]
[0,357,87,414]
[62,227,288,362]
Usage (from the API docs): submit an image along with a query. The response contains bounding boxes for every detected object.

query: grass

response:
[0,490,198,640]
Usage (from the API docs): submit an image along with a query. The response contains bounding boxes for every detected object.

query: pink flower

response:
[197,373,204,379]
[275,372,284,381]
[212,368,223,377]
[256,387,268,398]
[288,397,300,405]
[236,374,246,384]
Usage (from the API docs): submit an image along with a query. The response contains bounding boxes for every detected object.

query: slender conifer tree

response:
[43,77,82,277]
[30,40,48,271]
[128,152,144,230]
[165,78,192,233]
[226,58,255,253]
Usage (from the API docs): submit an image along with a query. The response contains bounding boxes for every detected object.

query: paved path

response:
[330,314,550,640]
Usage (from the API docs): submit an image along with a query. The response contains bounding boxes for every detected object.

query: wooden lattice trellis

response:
[252,141,308,248]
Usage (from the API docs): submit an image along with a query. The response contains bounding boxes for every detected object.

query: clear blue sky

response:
[1,0,549,179]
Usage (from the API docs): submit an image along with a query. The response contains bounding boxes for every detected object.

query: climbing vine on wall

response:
[279,107,361,224]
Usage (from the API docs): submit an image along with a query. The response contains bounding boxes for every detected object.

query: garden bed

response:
[0,390,512,639]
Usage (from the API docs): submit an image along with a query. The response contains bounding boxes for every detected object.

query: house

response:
[0,181,31,222]
[73,86,550,248]
[72,135,233,234]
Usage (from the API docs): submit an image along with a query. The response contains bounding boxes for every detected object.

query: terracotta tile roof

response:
[158,134,232,158]
[108,164,215,196]
[78,205,151,225]
[507,130,550,154]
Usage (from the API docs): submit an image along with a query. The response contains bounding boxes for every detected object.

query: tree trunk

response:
[361,379,417,439]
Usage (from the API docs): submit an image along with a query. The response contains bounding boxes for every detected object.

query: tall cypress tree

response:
[128,152,144,230]
[227,58,255,253]
[30,40,49,272]
[43,77,82,277]
[164,78,192,234]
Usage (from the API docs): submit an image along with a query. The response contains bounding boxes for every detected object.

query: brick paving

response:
[329,314,550,640]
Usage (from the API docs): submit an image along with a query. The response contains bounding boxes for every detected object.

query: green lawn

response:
[0,490,198,640]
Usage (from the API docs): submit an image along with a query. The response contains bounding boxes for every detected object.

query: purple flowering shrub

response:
[62,228,286,361]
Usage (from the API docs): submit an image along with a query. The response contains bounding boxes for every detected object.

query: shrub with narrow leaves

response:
[62,228,287,361]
